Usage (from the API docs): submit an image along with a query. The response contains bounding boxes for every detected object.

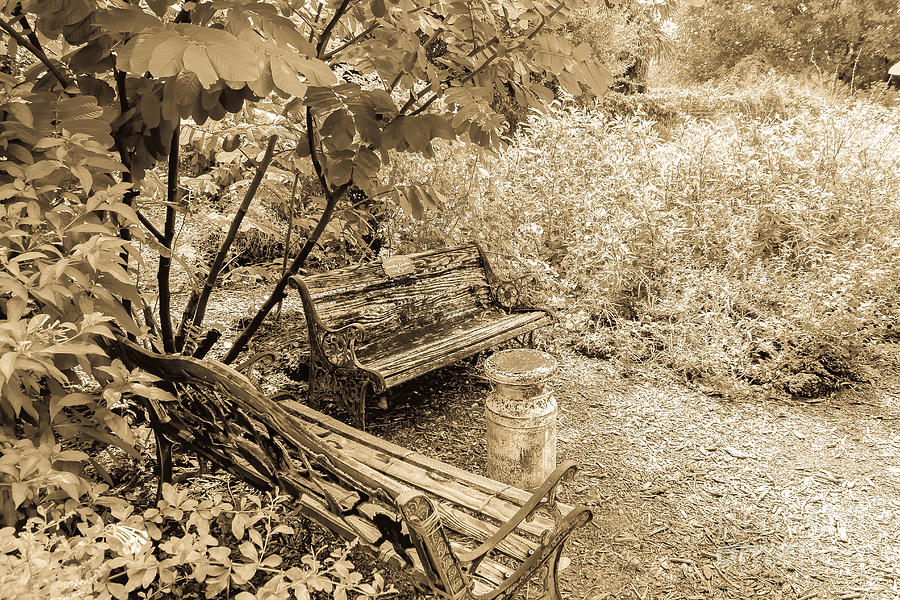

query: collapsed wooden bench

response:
[112,339,592,600]
[290,243,552,428]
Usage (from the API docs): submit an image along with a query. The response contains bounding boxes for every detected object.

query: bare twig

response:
[0,16,71,89]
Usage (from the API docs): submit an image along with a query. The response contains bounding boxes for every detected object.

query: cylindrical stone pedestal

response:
[484,349,558,490]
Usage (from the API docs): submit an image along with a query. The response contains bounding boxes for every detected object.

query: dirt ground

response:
[183,281,900,600]
[348,342,900,600]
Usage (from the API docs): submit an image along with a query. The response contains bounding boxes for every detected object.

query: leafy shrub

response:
[671,0,900,88]
[0,483,390,600]
[389,85,900,398]
[600,91,680,128]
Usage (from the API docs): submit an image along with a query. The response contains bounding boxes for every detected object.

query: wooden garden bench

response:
[290,243,551,427]
[111,339,592,600]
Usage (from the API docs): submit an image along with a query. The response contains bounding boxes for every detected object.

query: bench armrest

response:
[456,460,579,567]
[397,460,592,600]
[473,242,554,319]
[290,276,369,369]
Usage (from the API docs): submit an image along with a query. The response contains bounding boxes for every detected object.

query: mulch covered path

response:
[344,343,899,600]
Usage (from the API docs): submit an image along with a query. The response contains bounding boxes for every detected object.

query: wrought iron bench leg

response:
[308,361,379,429]
[542,545,566,600]
[398,490,474,600]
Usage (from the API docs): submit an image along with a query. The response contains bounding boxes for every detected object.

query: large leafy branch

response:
[0,0,613,395]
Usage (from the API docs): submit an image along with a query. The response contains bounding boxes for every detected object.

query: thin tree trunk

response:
[186,135,278,342]
[221,191,343,365]
[158,122,180,353]
[276,172,300,320]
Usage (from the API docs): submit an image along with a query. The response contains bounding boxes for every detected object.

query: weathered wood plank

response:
[300,246,494,352]
[437,503,534,560]
[303,245,483,297]
[280,399,564,533]
[374,312,551,384]
[449,541,513,585]
[285,397,566,512]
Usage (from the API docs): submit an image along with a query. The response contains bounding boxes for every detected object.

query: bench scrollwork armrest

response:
[290,276,371,371]
[397,461,592,600]
[316,322,366,369]
[291,276,386,428]
[457,460,580,570]
[473,241,553,317]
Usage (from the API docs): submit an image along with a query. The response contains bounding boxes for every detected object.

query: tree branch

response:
[307,107,330,194]
[136,210,166,244]
[221,183,347,365]
[222,117,349,364]
[112,68,136,333]
[186,135,278,343]
[157,123,180,353]
[276,171,300,319]
[10,7,42,57]
[408,54,498,117]
[316,0,352,58]
[0,16,71,89]
[323,22,379,60]
[401,1,562,119]
[308,2,324,43]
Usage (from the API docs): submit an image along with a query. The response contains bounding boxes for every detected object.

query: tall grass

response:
[389,83,900,397]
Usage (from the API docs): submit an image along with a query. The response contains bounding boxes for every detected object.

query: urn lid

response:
[484,349,558,385]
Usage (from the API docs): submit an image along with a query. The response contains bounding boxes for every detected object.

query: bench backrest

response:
[295,244,496,346]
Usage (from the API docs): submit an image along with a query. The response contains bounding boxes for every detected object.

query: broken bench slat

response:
[283,398,565,529]
[290,242,551,428]
[293,409,553,539]
[112,340,592,600]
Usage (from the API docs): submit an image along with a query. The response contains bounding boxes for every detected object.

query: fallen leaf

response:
[724,446,751,459]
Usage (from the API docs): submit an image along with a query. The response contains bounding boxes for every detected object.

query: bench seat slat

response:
[317,426,551,538]
[284,399,571,513]
[364,310,551,384]
[281,399,562,536]
[437,503,534,560]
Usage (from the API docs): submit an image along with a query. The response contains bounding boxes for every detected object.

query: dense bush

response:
[390,83,900,398]
[671,0,900,87]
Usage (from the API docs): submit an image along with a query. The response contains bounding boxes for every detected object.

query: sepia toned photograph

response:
[0,1,898,599]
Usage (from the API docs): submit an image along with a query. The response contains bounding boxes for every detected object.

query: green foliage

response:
[392,85,900,397]
[0,482,390,600]
[1,0,616,362]
[599,90,680,128]
[672,0,900,87]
